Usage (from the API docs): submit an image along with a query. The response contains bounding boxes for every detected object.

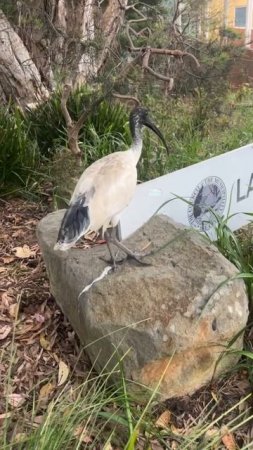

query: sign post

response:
[118,143,253,240]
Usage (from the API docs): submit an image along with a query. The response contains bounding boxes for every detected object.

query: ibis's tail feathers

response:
[54,195,90,251]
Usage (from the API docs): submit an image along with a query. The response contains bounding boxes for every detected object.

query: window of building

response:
[235,6,247,28]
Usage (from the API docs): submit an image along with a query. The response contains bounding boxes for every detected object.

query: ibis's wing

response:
[71,151,137,232]
[55,188,95,249]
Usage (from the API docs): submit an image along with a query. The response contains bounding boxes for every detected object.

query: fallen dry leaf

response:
[138,437,163,450]
[13,245,35,259]
[0,412,12,421]
[0,324,11,340]
[33,313,45,324]
[103,441,113,450]
[203,426,220,444]
[9,303,19,319]
[0,266,7,273]
[171,424,185,436]
[3,256,15,264]
[58,360,70,386]
[32,415,44,427]
[74,425,93,444]
[38,382,55,403]
[13,433,27,444]
[155,410,172,429]
[7,393,25,408]
[39,334,51,350]
[26,219,38,226]
[1,291,13,307]
[53,353,60,363]
[12,229,25,238]
[211,390,219,403]
[221,426,237,450]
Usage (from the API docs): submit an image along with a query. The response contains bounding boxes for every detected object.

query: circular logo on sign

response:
[187,176,227,231]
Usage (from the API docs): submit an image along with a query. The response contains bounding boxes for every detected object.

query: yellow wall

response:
[209,0,248,29]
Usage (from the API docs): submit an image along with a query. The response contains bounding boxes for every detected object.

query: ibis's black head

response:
[129,106,168,152]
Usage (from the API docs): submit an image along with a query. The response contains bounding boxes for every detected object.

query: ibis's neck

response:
[130,128,142,164]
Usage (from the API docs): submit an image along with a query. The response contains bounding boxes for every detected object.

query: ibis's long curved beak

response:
[143,118,169,153]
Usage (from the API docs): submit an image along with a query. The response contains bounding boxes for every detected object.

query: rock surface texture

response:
[37,211,249,400]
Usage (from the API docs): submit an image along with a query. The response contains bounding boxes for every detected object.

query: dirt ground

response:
[0,198,253,447]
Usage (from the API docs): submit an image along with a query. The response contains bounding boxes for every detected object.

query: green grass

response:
[0,106,39,194]
[25,89,130,158]
[1,330,253,450]
[210,210,253,309]
[141,86,253,178]
[1,364,252,449]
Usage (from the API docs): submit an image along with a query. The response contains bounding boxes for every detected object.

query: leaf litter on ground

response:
[0,199,91,439]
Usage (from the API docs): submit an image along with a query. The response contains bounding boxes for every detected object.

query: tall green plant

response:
[0,107,39,193]
[211,211,253,308]
[26,88,130,157]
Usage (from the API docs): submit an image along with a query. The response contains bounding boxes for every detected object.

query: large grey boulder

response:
[37,211,249,400]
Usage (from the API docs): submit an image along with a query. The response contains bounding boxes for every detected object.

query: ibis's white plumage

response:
[71,141,141,235]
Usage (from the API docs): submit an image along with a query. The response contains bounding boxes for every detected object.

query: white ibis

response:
[54,106,167,268]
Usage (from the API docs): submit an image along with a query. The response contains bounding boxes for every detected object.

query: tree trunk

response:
[0,9,48,107]
[46,0,128,84]
[48,0,98,85]
[97,0,128,73]
[0,0,128,105]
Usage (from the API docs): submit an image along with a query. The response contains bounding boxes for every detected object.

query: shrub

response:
[26,87,130,157]
[0,106,39,193]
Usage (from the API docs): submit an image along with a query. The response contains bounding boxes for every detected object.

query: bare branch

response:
[144,65,175,83]
[60,55,142,161]
[132,44,200,66]
[131,46,200,67]
[112,92,140,106]
[172,0,187,25]
[44,11,67,38]
[128,25,151,38]
[123,2,200,87]
[142,48,174,84]
[61,84,72,128]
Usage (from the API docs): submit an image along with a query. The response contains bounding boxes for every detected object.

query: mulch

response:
[0,197,253,448]
[0,198,90,414]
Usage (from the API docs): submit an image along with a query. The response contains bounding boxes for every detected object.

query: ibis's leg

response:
[106,240,115,264]
[108,228,151,266]
[105,238,117,270]
[101,231,125,269]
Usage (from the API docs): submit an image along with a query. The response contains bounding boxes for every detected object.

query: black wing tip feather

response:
[55,200,90,250]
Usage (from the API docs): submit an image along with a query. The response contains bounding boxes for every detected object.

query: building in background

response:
[208,0,253,48]
[170,0,253,48]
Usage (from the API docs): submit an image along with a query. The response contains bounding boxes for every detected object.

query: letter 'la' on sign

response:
[118,143,253,241]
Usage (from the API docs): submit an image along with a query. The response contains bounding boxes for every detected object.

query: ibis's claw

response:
[126,253,152,266]
[99,255,126,269]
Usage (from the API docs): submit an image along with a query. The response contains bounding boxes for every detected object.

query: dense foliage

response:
[0,106,39,192]
[1,84,253,198]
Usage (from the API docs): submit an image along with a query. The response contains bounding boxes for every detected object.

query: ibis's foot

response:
[104,231,152,267]
[99,253,151,268]
[99,255,126,269]
[125,252,152,266]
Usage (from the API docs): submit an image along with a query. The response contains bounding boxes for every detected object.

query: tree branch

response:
[60,54,142,161]
[112,92,140,106]
[123,2,200,87]
[61,84,72,128]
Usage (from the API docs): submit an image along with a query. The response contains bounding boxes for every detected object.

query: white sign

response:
[118,143,253,240]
